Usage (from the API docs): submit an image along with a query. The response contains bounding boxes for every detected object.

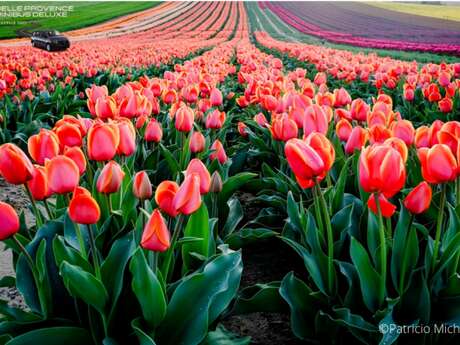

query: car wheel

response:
[46,44,51,52]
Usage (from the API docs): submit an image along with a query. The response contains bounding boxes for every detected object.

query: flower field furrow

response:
[1,2,460,344]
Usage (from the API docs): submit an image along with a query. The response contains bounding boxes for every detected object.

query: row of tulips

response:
[229,38,460,343]
[254,31,460,121]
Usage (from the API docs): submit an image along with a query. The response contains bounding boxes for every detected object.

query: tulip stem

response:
[24,184,43,228]
[162,215,183,282]
[431,184,446,273]
[374,193,387,290]
[87,224,101,279]
[315,183,334,295]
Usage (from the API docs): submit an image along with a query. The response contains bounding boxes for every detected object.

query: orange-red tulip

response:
[133,171,152,200]
[27,165,51,200]
[28,129,59,165]
[418,144,457,184]
[336,119,352,142]
[303,104,329,137]
[439,97,453,113]
[270,116,298,142]
[69,187,101,224]
[285,135,334,189]
[45,155,80,194]
[210,139,228,164]
[141,209,170,252]
[144,119,163,143]
[206,109,226,129]
[238,122,248,137]
[116,119,136,156]
[87,122,120,161]
[96,161,125,194]
[359,144,406,197]
[190,131,205,153]
[391,120,415,146]
[173,173,202,215]
[55,122,83,148]
[155,181,179,217]
[367,193,396,218]
[0,143,34,185]
[254,113,268,127]
[95,96,119,119]
[350,99,369,122]
[345,126,367,154]
[210,87,223,107]
[185,159,211,194]
[63,146,87,175]
[333,87,351,107]
[175,105,194,132]
[403,181,432,214]
[0,201,19,240]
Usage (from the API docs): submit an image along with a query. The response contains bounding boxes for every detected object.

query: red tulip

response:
[238,122,248,137]
[336,119,352,142]
[254,113,268,127]
[45,155,80,194]
[0,143,34,185]
[116,119,136,156]
[210,140,227,164]
[205,109,226,129]
[333,87,351,107]
[345,126,367,154]
[86,85,108,116]
[210,87,223,107]
[350,99,369,122]
[367,194,396,218]
[27,165,51,200]
[27,129,59,165]
[0,201,19,240]
[403,181,432,214]
[173,173,202,215]
[95,96,119,119]
[439,97,453,113]
[69,187,101,224]
[175,105,194,132]
[63,146,87,175]
[359,144,406,197]
[96,161,125,194]
[87,122,120,161]
[141,209,170,252]
[418,144,457,184]
[185,159,211,194]
[155,181,179,217]
[303,104,329,137]
[285,135,334,189]
[270,116,298,142]
[391,120,415,146]
[144,119,163,143]
[190,131,205,153]
[55,122,83,148]
[133,171,152,200]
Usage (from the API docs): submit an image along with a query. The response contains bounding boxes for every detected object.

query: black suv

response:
[31,30,70,51]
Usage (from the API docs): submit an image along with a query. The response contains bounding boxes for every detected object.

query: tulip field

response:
[0,1,460,344]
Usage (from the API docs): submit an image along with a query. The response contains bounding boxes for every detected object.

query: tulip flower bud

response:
[69,187,101,224]
[141,209,170,252]
[173,173,202,215]
[27,165,51,201]
[87,122,120,161]
[0,201,19,240]
[417,144,457,184]
[45,155,80,194]
[403,181,432,214]
[209,171,223,193]
[64,146,87,175]
[210,87,223,107]
[28,129,60,165]
[185,159,211,194]
[190,131,205,153]
[144,119,163,143]
[210,140,228,164]
[0,143,34,185]
[155,181,179,217]
[96,161,125,194]
[175,105,194,132]
[133,171,152,200]
[116,119,136,157]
